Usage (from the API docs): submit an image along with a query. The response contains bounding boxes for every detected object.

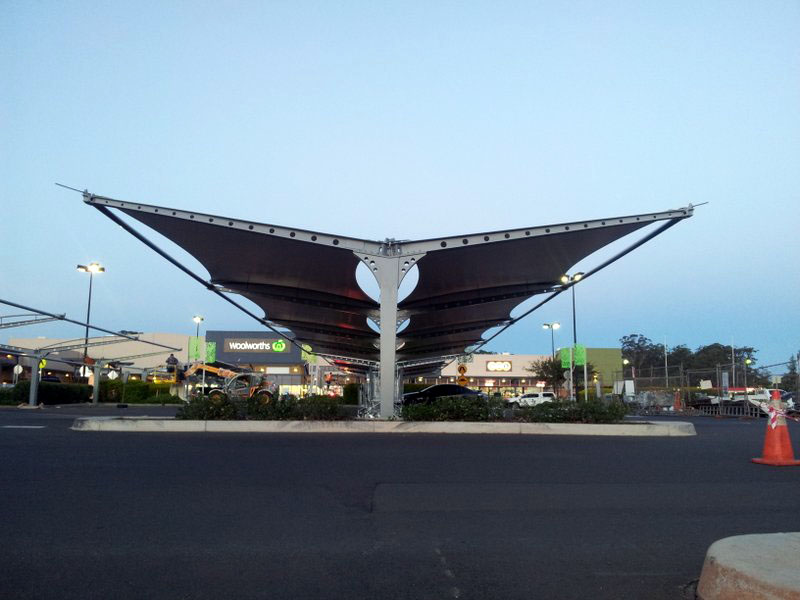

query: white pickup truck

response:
[506,391,557,408]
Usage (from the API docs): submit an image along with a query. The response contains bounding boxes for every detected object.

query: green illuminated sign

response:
[560,347,571,369]
[574,344,586,367]
[189,336,202,361]
[189,338,217,362]
[301,344,316,364]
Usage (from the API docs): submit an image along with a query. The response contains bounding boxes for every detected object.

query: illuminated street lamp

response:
[622,358,631,377]
[192,315,204,347]
[542,322,560,358]
[77,262,105,371]
[560,272,584,400]
[744,358,752,391]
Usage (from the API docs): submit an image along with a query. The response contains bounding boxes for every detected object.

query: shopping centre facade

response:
[5,329,622,397]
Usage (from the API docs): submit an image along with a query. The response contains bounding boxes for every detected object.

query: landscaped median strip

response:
[71,418,696,436]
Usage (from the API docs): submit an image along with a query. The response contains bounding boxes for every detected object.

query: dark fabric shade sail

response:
[86,193,692,365]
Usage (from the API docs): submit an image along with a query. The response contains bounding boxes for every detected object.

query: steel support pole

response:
[743,360,747,392]
[201,337,206,395]
[571,286,577,401]
[29,354,41,406]
[92,363,102,404]
[584,362,589,401]
[571,286,577,346]
[568,347,574,401]
[374,256,400,419]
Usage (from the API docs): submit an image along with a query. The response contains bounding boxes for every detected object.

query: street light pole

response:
[77,262,105,378]
[84,272,93,361]
[744,358,751,393]
[571,286,577,348]
[542,322,560,358]
[193,315,205,396]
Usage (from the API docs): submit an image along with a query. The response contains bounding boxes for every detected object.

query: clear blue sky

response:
[1,1,798,370]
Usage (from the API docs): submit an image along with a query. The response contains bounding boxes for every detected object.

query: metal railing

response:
[694,402,765,418]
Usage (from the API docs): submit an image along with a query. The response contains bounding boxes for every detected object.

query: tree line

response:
[620,334,757,372]
[620,333,800,390]
[525,333,798,393]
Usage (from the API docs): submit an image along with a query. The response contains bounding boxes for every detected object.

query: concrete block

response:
[389,421,522,434]
[697,532,800,599]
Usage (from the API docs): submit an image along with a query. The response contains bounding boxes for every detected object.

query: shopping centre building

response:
[415,348,623,395]
[5,330,320,396]
[5,330,622,397]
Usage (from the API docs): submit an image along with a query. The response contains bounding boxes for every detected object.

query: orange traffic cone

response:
[752,390,800,466]
[673,390,682,412]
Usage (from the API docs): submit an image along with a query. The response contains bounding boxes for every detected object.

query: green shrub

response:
[99,380,174,403]
[174,392,348,421]
[246,394,345,420]
[342,383,361,404]
[0,387,17,405]
[142,394,181,404]
[296,394,343,420]
[175,395,238,420]
[12,381,92,405]
[517,400,628,424]
[401,394,505,422]
[246,393,296,420]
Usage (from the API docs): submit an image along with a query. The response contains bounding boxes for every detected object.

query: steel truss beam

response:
[0,316,63,330]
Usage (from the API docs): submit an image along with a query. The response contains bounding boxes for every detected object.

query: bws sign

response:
[486,360,512,372]
[224,338,287,353]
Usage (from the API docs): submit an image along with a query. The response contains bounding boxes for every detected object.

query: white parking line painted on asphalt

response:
[2,425,46,429]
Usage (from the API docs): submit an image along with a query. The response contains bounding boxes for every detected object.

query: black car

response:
[402,384,485,405]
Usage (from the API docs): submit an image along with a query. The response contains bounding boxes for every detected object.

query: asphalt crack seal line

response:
[434,546,461,598]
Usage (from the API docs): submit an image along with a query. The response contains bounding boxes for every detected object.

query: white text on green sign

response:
[224,338,288,352]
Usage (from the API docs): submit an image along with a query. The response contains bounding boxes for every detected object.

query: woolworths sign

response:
[224,338,288,353]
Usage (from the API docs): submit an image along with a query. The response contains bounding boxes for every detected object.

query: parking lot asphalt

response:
[1,405,798,599]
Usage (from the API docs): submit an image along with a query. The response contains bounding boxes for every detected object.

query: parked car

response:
[402,384,486,405]
[506,391,556,408]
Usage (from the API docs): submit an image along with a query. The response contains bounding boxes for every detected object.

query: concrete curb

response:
[71,417,696,436]
[697,532,800,599]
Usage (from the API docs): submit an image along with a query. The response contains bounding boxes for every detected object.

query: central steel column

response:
[373,256,400,419]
